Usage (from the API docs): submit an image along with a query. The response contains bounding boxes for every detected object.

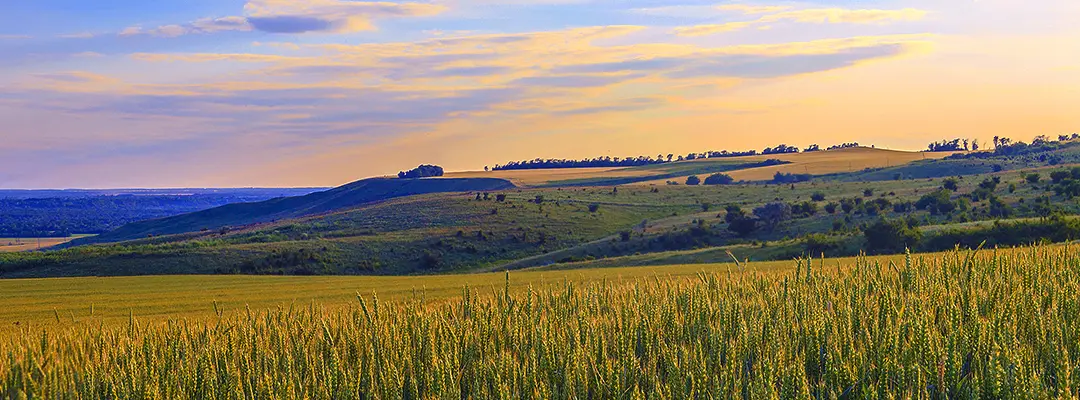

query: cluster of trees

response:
[685,173,735,186]
[772,172,812,184]
[398,165,444,179]
[927,138,979,152]
[762,144,799,155]
[491,156,668,171]
[826,142,860,150]
[491,142,872,171]
[1050,167,1080,199]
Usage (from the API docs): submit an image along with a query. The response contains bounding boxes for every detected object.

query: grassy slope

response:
[7,160,1074,278]
[72,177,515,245]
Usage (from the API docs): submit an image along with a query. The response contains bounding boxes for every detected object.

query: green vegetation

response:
[2,247,1078,397]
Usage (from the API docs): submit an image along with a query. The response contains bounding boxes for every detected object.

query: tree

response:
[587,203,600,213]
[1026,173,1041,184]
[811,192,826,202]
[863,219,922,254]
[724,204,745,223]
[916,190,957,215]
[824,202,838,214]
[942,178,959,191]
[840,198,856,214]
[863,188,874,197]
[685,175,701,186]
[398,165,445,179]
[703,173,734,185]
[753,202,792,231]
[791,201,818,218]
[727,217,757,237]
[971,139,979,151]
[1051,171,1071,184]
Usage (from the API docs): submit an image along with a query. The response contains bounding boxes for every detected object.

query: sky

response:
[0,0,1078,188]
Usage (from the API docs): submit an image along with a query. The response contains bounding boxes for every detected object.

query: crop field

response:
[2,246,1077,397]
[0,235,92,253]
[633,147,958,185]
[447,147,949,187]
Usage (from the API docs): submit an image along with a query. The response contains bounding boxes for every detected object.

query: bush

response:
[942,178,959,191]
[588,203,600,213]
[916,190,958,215]
[724,204,745,223]
[703,173,734,185]
[685,175,701,186]
[863,189,874,197]
[753,202,792,231]
[1050,171,1070,183]
[727,217,757,237]
[1026,173,1041,184]
[791,201,818,218]
[863,219,922,254]
[804,233,844,256]
[810,192,826,202]
[824,202,838,214]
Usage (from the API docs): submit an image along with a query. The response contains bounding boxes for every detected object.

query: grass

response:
[2,246,1078,397]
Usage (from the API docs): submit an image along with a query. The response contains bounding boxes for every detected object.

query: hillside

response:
[8,142,1080,278]
[69,177,514,245]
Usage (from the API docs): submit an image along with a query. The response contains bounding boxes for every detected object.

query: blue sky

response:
[0,0,1078,188]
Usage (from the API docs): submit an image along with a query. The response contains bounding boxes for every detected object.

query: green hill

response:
[69,177,515,245]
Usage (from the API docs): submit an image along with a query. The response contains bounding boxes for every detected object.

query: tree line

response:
[490,142,872,171]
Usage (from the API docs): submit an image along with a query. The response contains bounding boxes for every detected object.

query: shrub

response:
[810,192,826,202]
[1050,171,1070,183]
[791,201,818,218]
[824,202,838,214]
[753,202,793,231]
[863,218,922,254]
[804,233,844,256]
[942,178,959,191]
[727,217,758,237]
[724,204,745,223]
[703,173,734,185]
[1026,173,1041,184]
[863,188,874,197]
[587,203,600,213]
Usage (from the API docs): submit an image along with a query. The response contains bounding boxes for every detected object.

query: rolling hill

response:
[68,177,515,245]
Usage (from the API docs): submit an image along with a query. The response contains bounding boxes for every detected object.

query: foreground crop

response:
[3,247,1080,398]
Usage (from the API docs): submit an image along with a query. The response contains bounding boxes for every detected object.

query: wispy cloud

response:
[118,0,446,38]
[675,7,929,36]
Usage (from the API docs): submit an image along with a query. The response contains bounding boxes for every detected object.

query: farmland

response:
[0,235,92,253]
[2,246,1077,397]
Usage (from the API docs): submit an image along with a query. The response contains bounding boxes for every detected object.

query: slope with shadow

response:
[71,177,515,245]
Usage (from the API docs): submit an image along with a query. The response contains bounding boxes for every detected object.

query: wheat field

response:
[2,246,1078,398]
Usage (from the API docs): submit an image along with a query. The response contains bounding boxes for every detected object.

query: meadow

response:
[2,246,1078,398]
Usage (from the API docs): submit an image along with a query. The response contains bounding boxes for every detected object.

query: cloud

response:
[117,0,446,38]
[0,34,32,40]
[510,74,641,88]
[119,16,253,37]
[666,44,908,79]
[715,4,793,14]
[674,7,929,36]
[243,0,446,33]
